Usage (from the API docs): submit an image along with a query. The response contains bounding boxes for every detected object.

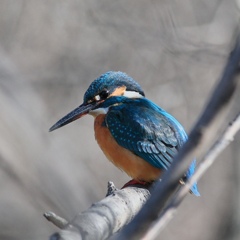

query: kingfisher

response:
[49,71,200,196]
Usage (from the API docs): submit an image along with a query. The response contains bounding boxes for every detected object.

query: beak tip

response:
[49,127,53,132]
[49,124,58,132]
[48,102,93,133]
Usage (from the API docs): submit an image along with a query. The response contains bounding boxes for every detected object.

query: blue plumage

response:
[99,96,200,196]
[50,71,200,196]
[103,97,178,168]
[84,71,145,103]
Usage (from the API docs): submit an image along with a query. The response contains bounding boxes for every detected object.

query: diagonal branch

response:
[47,33,240,240]
[142,112,240,240]
[47,184,150,240]
[46,112,240,240]
[115,32,240,240]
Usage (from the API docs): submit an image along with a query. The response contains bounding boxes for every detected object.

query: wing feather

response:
[105,101,180,170]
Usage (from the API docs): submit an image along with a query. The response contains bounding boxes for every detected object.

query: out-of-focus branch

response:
[115,32,240,240]
[47,112,240,240]
[47,182,150,240]
[143,112,240,240]
[47,34,240,240]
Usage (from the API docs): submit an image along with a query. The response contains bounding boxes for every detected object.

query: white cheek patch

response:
[89,107,109,117]
[123,90,143,98]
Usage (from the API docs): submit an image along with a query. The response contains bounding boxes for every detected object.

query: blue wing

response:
[104,97,200,196]
[106,99,181,169]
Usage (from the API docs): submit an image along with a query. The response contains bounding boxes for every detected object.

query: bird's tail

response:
[186,159,200,196]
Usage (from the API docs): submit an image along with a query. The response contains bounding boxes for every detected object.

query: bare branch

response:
[115,32,240,240]
[48,186,150,240]
[47,34,240,240]
[48,107,240,240]
[143,112,240,240]
[44,212,69,229]
[47,32,240,240]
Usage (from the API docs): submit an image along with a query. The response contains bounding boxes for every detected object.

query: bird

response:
[49,71,200,196]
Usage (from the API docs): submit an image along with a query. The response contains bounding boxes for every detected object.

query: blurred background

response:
[0,0,240,239]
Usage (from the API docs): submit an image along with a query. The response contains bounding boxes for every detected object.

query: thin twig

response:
[143,112,240,240]
[115,32,240,240]
[48,33,240,240]
[44,212,69,229]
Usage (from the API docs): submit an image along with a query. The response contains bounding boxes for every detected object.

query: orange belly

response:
[94,114,161,182]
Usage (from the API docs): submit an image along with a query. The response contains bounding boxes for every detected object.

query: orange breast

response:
[94,114,161,182]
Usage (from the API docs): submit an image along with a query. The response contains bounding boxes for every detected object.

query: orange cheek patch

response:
[110,86,126,96]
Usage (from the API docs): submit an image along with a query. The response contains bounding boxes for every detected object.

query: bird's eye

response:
[99,89,109,99]
[93,89,109,102]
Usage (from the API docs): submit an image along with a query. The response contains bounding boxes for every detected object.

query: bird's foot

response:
[121,179,152,189]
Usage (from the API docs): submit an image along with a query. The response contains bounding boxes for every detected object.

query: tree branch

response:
[47,182,150,240]
[115,32,240,240]
[44,212,70,229]
[142,112,240,240]
[47,112,240,240]
[47,33,240,240]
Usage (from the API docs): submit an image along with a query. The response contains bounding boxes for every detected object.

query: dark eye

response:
[99,89,109,99]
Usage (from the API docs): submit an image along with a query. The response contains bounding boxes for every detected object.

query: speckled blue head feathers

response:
[84,71,145,103]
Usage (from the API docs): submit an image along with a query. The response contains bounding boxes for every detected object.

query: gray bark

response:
[49,185,150,240]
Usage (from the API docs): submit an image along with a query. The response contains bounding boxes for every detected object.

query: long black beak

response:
[49,102,97,132]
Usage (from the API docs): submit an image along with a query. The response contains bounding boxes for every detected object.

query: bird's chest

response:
[94,114,120,162]
[94,114,161,181]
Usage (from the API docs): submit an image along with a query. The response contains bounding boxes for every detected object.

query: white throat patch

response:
[89,107,109,117]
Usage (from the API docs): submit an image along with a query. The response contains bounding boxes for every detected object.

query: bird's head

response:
[49,71,145,131]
